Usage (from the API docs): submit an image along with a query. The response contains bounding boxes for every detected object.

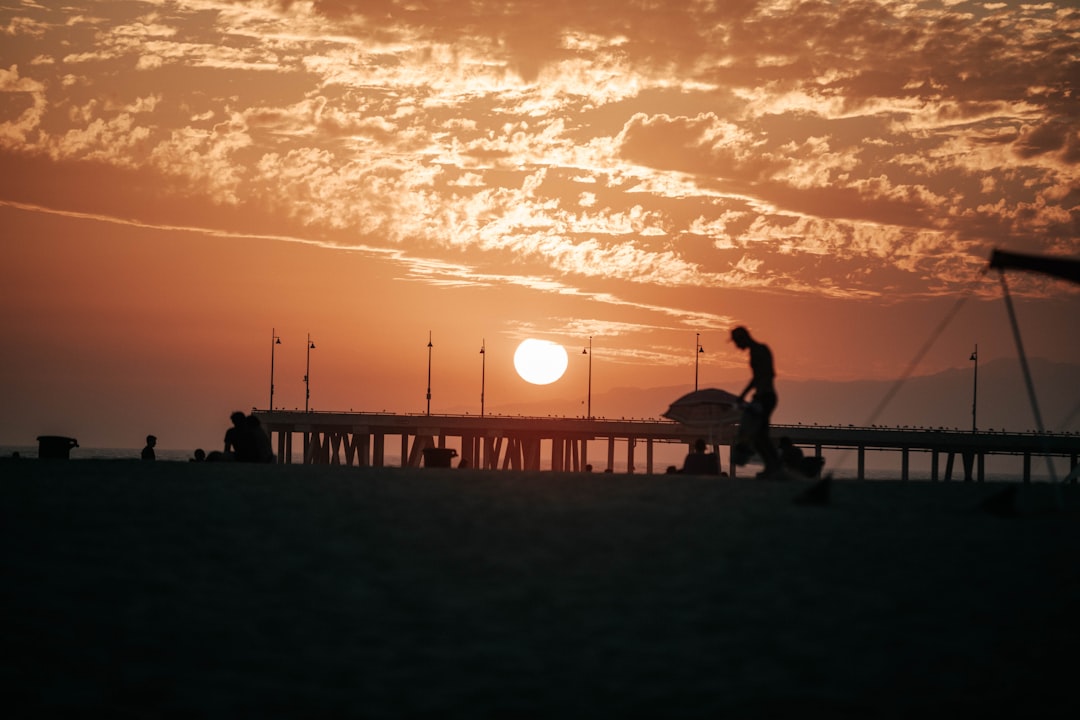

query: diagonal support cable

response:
[998,271,1059,486]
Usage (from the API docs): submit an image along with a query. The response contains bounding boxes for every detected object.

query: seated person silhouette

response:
[682,438,720,475]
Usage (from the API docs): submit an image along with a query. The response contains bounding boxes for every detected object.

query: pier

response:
[253,411,1080,482]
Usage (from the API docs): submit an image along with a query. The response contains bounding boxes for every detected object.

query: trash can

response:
[37,436,79,460]
[422,447,458,468]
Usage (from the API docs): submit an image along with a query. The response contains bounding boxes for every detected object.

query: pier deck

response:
[253,411,1080,482]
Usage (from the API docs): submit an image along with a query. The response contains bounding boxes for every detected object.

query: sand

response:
[2,459,1078,717]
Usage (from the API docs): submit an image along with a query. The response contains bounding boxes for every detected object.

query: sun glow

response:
[513,339,569,385]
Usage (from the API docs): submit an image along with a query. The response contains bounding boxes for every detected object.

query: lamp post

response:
[970,344,978,433]
[269,329,281,410]
[479,339,486,418]
[426,331,433,416]
[304,333,315,412]
[695,333,704,391]
[582,336,592,419]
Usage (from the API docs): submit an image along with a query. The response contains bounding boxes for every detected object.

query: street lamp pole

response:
[695,333,704,391]
[479,339,486,418]
[426,331,433,416]
[582,336,592,419]
[304,333,315,412]
[970,344,978,433]
[269,329,281,410]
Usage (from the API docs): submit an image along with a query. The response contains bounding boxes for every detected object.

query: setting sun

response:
[513,339,569,385]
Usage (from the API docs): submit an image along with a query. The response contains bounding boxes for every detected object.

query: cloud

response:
[0,0,1076,309]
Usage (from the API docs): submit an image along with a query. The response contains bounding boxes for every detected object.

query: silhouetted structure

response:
[252,411,1078,481]
[37,435,78,460]
[989,250,1080,285]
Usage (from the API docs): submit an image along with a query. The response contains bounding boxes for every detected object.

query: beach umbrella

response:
[662,388,743,439]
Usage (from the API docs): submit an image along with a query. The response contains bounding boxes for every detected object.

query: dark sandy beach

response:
[3,460,1078,718]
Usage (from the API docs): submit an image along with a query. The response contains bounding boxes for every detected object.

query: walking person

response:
[731,326,781,478]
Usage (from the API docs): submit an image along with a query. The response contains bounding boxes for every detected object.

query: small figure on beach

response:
[141,435,157,461]
[190,448,206,462]
[681,438,720,475]
[731,326,781,478]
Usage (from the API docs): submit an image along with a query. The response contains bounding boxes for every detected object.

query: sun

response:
[513,339,569,385]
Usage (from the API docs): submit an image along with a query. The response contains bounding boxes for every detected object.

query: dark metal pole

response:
[305,333,315,412]
[587,336,592,419]
[480,339,486,418]
[970,344,978,433]
[695,333,704,391]
[270,329,280,410]
[426,331,433,416]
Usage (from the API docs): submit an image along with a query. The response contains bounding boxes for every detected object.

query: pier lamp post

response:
[304,334,315,412]
[426,331,433,416]
[582,336,592,419]
[269,329,281,410]
[695,333,704,391]
[970,344,978,433]
[480,339,486,418]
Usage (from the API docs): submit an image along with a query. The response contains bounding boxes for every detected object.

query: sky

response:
[1,0,1078,450]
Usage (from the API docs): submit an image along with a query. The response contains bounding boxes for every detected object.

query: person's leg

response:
[755,393,780,474]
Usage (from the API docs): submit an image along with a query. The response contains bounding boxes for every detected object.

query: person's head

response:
[230,411,246,426]
[730,326,751,349]
[694,438,707,453]
[194,448,206,460]
[779,436,793,448]
[146,435,156,446]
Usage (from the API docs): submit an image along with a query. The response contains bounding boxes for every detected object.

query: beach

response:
[3,459,1078,717]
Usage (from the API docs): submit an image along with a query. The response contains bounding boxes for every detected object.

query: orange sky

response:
[1,1,1077,450]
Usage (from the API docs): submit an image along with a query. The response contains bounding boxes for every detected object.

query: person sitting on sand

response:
[224,412,274,463]
[190,448,206,462]
[224,412,246,459]
[681,438,720,475]
[141,435,156,461]
[245,414,275,463]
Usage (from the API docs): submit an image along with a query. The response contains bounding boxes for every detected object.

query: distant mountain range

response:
[484,358,1080,434]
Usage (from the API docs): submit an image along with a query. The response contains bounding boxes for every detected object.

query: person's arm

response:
[738,377,755,401]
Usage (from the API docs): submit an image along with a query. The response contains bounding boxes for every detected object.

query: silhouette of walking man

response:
[731,326,781,478]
